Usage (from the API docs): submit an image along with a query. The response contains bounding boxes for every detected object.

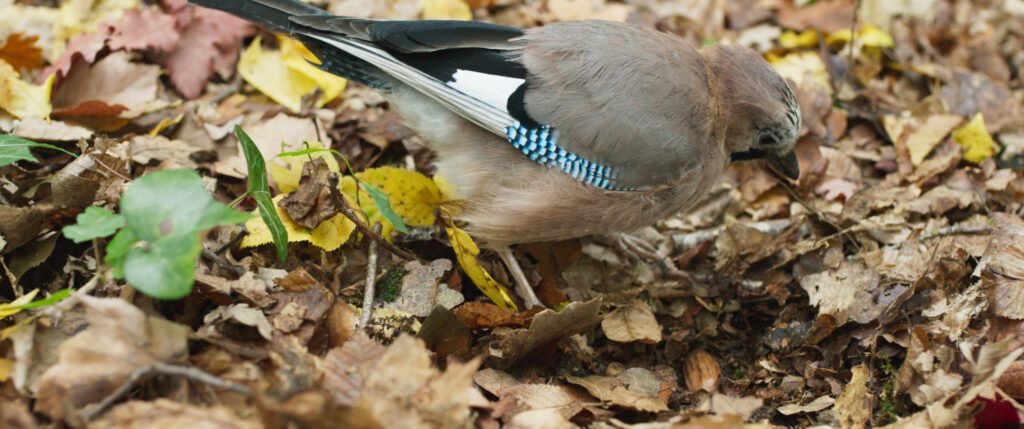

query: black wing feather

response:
[289,16,524,52]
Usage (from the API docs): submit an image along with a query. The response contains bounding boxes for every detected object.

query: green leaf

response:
[362,182,409,234]
[0,135,77,167]
[62,206,125,243]
[236,125,288,262]
[6,288,73,310]
[120,169,249,242]
[277,147,342,158]
[105,228,138,278]
[123,234,202,300]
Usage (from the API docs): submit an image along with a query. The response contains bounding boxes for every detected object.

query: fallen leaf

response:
[241,194,356,252]
[0,33,44,71]
[35,297,189,421]
[238,36,347,113]
[905,114,962,166]
[601,300,662,344]
[279,158,342,229]
[952,113,999,164]
[777,395,836,415]
[164,6,255,98]
[386,259,462,317]
[201,303,273,341]
[445,223,518,311]
[420,0,473,20]
[453,301,538,329]
[52,51,163,129]
[12,118,93,141]
[710,393,764,420]
[980,213,1024,320]
[345,167,443,239]
[566,367,668,412]
[0,60,54,119]
[105,7,180,52]
[89,399,262,429]
[799,260,892,325]
[835,365,872,429]
[487,297,602,367]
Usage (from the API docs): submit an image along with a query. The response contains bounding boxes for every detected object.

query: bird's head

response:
[705,44,801,180]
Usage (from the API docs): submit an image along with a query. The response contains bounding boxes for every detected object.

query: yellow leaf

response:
[445,223,518,311]
[0,358,11,382]
[769,51,831,97]
[0,60,53,119]
[0,289,40,319]
[238,36,347,113]
[779,30,820,49]
[58,0,138,44]
[952,113,999,164]
[826,24,893,49]
[420,0,473,20]
[342,167,444,239]
[268,142,341,193]
[241,194,356,252]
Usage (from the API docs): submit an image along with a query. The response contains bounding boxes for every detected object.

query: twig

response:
[201,247,245,276]
[81,362,251,421]
[920,225,991,240]
[327,173,418,261]
[358,223,382,328]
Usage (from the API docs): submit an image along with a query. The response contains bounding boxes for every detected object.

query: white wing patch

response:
[446,70,523,112]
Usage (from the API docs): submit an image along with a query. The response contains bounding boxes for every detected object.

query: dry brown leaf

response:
[566,367,668,412]
[52,51,164,128]
[776,0,855,32]
[980,213,1024,319]
[200,304,273,341]
[905,114,962,166]
[453,301,538,329]
[487,297,602,367]
[799,260,892,325]
[835,365,872,429]
[776,395,835,415]
[12,118,93,141]
[385,259,462,317]
[35,297,189,421]
[88,399,262,429]
[710,393,763,420]
[601,300,662,344]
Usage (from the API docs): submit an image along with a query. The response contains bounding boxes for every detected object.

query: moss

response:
[875,358,902,426]
[375,267,406,302]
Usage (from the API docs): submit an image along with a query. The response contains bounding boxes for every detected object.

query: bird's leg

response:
[611,233,696,283]
[495,246,543,309]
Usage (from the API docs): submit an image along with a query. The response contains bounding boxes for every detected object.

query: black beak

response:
[767,151,800,180]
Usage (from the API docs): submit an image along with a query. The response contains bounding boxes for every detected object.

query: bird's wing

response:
[518,21,717,189]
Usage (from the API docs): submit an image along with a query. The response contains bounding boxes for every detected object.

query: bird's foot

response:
[495,246,544,310]
[609,233,695,283]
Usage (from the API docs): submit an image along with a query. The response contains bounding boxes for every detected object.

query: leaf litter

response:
[1,0,1024,427]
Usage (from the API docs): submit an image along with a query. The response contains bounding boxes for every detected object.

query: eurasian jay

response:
[190,0,802,308]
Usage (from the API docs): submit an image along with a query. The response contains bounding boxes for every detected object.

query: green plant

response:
[0,134,76,167]
[62,169,250,299]
[235,125,288,262]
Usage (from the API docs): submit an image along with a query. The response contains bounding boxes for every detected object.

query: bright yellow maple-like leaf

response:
[269,142,342,193]
[420,0,473,20]
[238,36,347,113]
[341,167,444,239]
[241,195,356,252]
[952,113,999,164]
[0,60,53,119]
[445,223,518,311]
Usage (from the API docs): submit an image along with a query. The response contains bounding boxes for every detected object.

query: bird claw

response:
[610,233,696,283]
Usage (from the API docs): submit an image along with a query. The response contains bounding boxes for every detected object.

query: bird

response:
[190,0,802,309]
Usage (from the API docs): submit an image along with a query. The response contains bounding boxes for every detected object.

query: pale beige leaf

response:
[601,300,662,344]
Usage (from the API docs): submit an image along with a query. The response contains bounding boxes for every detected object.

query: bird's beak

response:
[768,151,800,180]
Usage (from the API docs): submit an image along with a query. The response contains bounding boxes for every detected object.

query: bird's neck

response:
[701,49,731,161]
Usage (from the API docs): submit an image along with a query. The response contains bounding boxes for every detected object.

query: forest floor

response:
[1,0,1024,428]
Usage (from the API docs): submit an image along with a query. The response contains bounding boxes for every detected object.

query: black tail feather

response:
[188,0,392,88]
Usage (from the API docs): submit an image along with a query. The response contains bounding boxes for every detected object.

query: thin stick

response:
[82,362,251,421]
[328,173,418,261]
[920,225,991,240]
[358,223,382,328]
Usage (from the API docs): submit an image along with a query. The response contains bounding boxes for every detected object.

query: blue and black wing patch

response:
[505,122,627,190]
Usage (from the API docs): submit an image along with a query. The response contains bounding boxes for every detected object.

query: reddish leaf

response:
[106,8,181,52]
[164,7,254,99]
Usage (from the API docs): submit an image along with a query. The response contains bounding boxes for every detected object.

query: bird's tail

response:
[188,0,393,88]
[188,0,327,34]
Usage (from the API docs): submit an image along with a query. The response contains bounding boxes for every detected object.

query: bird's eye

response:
[757,134,777,148]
